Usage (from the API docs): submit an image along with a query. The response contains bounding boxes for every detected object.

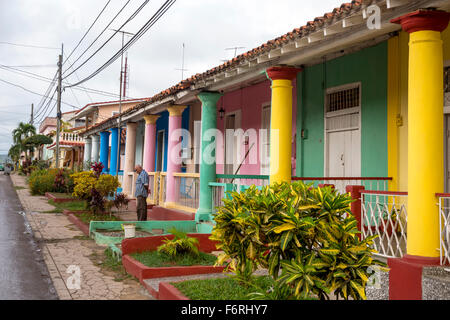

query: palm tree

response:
[8,144,21,171]
[12,122,36,161]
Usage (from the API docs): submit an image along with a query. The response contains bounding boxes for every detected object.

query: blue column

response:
[110,127,121,175]
[99,131,110,173]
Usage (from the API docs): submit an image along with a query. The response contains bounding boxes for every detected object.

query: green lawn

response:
[77,212,120,224]
[44,199,87,213]
[49,192,76,199]
[172,276,275,300]
[130,250,218,268]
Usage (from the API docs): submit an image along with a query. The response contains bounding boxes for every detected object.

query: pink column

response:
[165,105,186,205]
[143,115,160,173]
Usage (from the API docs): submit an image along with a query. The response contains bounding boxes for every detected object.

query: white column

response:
[91,134,100,163]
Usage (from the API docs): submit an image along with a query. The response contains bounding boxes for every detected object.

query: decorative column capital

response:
[197,91,223,106]
[266,66,302,81]
[144,114,160,125]
[167,105,187,117]
[391,9,450,33]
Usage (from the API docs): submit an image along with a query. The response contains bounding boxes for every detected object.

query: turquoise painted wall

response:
[296,41,388,178]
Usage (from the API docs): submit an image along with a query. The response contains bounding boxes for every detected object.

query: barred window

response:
[445,66,450,93]
[326,86,360,113]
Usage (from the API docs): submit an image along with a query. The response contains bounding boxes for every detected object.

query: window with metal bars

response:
[445,66,450,93]
[326,86,360,113]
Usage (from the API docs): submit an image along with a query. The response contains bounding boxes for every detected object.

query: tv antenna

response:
[225,46,245,58]
[175,43,188,81]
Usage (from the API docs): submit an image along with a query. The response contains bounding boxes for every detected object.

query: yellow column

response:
[393,10,450,258]
[387,36,400,192]
[266,67,301,184]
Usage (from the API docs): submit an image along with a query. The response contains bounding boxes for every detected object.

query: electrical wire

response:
[63,0,112,66]
[0,41,59,50]
[0,64,124,99]
[62,0,133,76]
[0,77,77,109]
[65,0,176,88]
[63,0,150,80]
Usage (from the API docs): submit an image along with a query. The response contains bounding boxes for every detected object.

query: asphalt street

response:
[0,174,57,299]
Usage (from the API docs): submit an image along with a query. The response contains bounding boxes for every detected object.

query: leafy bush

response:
[157,228,200,258]
[91,162,104,178]
[95,174,120,197]
[113,193,130,212]
[71,171,97,200]
[210,182,388,300]
[71,170,120,214]
[28,168,75,195]
[29,169,57,195]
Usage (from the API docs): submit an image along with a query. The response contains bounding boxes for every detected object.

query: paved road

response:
[0,174,57,299]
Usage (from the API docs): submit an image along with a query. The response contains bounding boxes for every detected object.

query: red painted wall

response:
[215,79,297,177]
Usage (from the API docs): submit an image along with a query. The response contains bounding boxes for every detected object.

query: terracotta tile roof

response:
[81,0,363,135]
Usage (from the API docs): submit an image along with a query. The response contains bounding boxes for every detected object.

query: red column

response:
[345,185,364,238]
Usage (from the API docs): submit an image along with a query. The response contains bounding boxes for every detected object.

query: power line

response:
[0,64,123,99]
[34,87,57,121]
[62,0,132,76]
[0,77,77,109]
[0,41,60,50]
[1,64,56,68]
[65,0,176,88]
[63,0,112,66]
[32,70,58,119]
[63,0,150,80]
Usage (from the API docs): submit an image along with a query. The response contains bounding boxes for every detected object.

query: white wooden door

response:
[224,111,242,175]
[326,128,360,177]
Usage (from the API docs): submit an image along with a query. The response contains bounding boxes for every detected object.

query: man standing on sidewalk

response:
[134,164,149,221]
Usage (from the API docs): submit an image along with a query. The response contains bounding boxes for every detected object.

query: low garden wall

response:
[121,234,223,283]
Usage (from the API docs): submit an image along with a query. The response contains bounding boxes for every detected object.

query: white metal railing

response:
[437,194,450,265]
[60,132,83,142]
[361,191,408,259]
[172,173,200,211]
[292,177,392,195]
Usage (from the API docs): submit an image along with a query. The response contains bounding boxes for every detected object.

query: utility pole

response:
[55,44,63,169]
[110,29,134,176]
[30,103,34,125]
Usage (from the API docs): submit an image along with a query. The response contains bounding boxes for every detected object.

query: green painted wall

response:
[296,41,388,178]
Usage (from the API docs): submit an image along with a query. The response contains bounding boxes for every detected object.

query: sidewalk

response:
[11,174,152,300]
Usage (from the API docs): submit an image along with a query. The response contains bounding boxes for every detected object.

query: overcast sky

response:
[0,0,345,154]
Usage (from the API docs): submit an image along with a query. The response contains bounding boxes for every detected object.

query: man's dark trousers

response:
[136,196,147,221]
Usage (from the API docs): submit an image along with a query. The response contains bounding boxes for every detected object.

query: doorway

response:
[156,130,165,172]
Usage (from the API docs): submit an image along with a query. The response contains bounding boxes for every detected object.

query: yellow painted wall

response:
[391,29,450,192]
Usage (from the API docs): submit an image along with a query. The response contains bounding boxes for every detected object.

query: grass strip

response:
[172,276,274,300]
[130,250,217,268]
[44,199,87,213]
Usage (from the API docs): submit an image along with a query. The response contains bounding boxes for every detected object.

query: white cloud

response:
[0,0,345,153]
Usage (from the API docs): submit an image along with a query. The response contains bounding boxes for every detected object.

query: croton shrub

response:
[70,162,120,214]
[210,181,388,300]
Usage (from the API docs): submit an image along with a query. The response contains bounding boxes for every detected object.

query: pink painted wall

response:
[216,79,297,176]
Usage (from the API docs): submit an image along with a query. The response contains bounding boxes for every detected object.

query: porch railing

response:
[147,172,160,205]
[60,132,83,142]
[292,176,392,194]
[437,193,450,265]
[361,190,408,259]
[210,174,270,214]
[171,173,200,212]
[158,172,166,205]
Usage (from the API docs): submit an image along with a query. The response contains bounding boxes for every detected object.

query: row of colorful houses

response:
[40,0,450,299]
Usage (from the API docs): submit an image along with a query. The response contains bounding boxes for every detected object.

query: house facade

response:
[78,0,450,299]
